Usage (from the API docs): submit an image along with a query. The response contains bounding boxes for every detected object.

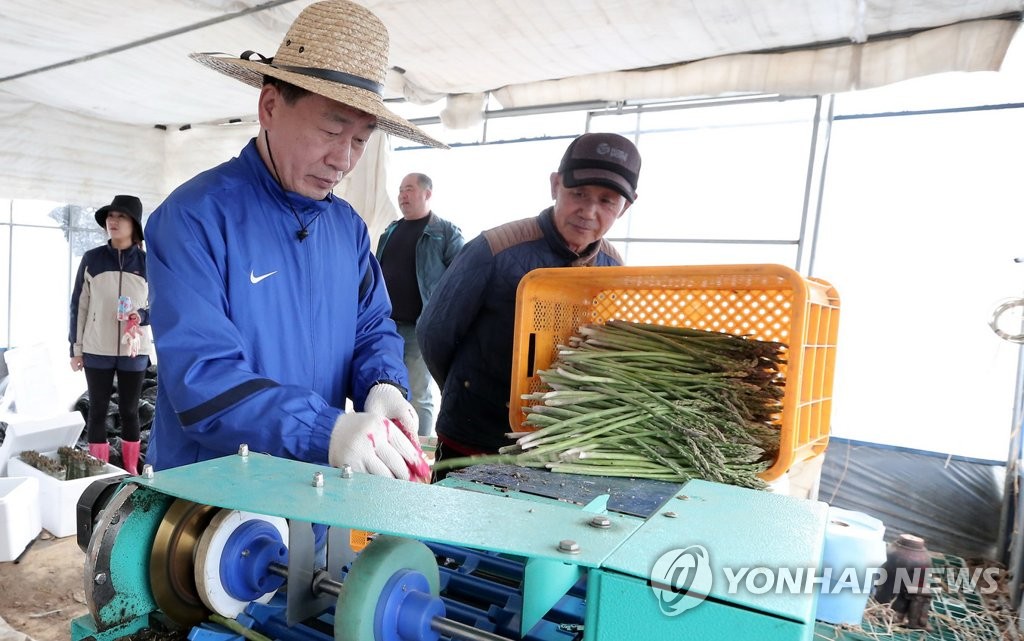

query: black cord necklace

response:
[264,130,323,242]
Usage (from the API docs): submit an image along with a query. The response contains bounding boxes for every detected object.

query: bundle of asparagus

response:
[433,320,787,489]
[19,447,108,480]
[18,450,67,480]
[58,445,108,479]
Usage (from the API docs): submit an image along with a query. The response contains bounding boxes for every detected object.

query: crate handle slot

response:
[527,333,537,377]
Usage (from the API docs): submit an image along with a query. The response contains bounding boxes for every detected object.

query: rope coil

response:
[989,298,1024,344]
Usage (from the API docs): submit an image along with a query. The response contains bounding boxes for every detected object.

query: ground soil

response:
[0,531,88,641]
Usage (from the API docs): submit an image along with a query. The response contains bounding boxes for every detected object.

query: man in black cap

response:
[417,132,641,474]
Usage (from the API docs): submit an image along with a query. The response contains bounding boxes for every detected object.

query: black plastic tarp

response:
[819,438,1005,561]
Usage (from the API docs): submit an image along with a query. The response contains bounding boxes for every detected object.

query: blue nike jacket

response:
[144,139,407,470]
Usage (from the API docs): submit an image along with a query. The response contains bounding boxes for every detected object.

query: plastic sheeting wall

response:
[0,1,1019,208]
[495,20,1018,109]
[819,438,1005,561]
[0,102,398,234]
[0,96,167,209]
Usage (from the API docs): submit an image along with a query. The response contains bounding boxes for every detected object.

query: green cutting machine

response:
[72,450,827,641]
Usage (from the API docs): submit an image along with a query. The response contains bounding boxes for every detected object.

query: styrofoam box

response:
[0,411,125,538]
[0,476,41,561]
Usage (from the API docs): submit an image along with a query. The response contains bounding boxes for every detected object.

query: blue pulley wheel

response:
[335,535,443,641]
[194,510,290,618]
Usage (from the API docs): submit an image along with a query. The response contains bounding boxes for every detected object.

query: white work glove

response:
[364,383,419,438]
[328,413,430,482]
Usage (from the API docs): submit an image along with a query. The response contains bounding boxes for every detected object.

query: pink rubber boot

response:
[121,441,141,475]
[88,442,110,463]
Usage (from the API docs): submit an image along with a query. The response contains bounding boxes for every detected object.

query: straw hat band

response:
[240,50,384,96]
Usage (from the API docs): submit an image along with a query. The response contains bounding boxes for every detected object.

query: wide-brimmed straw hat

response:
[191,0,447,149]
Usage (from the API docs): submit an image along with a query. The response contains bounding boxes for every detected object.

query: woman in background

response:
[69,195,151,474]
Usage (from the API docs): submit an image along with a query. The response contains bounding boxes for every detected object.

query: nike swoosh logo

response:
[249,270,278,284]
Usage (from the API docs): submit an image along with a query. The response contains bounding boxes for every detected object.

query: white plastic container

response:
[0,412,125,538]
[0,476,41,561]
[815,506,887,625]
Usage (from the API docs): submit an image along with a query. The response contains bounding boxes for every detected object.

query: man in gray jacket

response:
[377,173,465,436]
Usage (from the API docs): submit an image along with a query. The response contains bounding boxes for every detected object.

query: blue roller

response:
[220,520,288,601]
[375,569,446,641]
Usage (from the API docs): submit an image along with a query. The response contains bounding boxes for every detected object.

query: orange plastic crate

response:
[510,264,840,481]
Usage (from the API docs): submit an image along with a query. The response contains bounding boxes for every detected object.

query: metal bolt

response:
[238,444,250,457]
[340,464,353,479]
[94,572,107,585]
[312,472,324,488]
[664,511,678,518]
[141,465,154,479]
[558,539,580,554]
[677,494,689,500]
[589,515,612,529]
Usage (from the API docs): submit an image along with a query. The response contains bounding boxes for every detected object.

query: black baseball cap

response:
[558,133,641,202]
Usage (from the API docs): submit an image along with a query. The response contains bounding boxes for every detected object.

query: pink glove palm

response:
[121,315,142,357]
[329,413,429,482]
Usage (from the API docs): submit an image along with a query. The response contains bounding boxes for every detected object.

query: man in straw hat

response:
[145,0,445,481]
